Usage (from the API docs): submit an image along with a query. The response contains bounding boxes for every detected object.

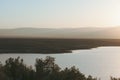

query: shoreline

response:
[0,38,120,53]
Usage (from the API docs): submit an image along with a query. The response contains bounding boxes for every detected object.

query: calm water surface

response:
[0,47,120,80]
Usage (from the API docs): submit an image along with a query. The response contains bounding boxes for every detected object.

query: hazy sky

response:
[0,0,120,28]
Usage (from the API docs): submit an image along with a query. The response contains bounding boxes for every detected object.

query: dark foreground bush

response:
[0,56,118,80]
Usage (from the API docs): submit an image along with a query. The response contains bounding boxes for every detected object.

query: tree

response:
[0,56,98,80]
[0,61,8,80]
[4,57,35,80]
[35,56,60,80]
[110,76,120,80]
[87,75,97,80]
[60,66,86,80]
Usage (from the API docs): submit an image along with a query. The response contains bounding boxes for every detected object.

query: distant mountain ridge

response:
[0,27,120,39]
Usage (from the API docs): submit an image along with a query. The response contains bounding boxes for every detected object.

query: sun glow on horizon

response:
[0,0,120,28]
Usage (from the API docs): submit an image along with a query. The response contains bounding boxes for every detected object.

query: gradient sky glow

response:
[0,0,120,28]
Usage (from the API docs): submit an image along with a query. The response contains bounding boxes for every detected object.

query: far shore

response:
[0,38,120,54]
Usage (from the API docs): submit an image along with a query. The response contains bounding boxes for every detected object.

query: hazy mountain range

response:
[0,27,120,39]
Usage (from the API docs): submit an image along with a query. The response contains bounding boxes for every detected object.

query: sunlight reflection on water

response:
[0,46,120,80]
